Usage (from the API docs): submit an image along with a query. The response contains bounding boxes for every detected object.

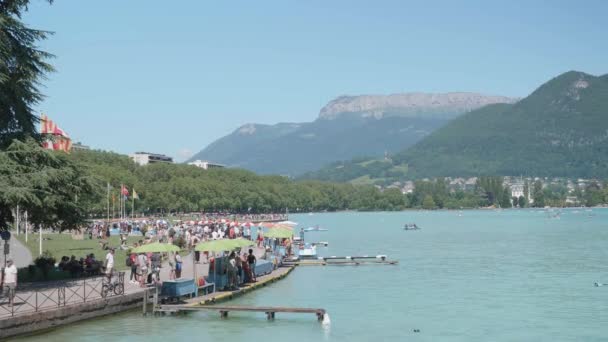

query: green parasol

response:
[131,242,181,253]
[264,228,293,239]
[195,239,238,252]
[231,238,255,249]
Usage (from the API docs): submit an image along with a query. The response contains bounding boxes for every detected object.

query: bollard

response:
[142,289,148,315]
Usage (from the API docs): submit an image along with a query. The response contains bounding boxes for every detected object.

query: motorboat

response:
[403,223,420,230]
[298,243,317,258]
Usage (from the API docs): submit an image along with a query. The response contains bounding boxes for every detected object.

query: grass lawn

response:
[15,233,143,271]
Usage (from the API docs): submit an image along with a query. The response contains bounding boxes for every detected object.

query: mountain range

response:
[188,92,516,175]
[302,71,608,183]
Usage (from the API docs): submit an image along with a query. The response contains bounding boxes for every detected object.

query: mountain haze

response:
[189,92,516,175]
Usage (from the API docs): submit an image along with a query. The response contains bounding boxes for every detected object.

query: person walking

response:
[104,248,115,282]
[128,252,138,284]
[2,259,18,307]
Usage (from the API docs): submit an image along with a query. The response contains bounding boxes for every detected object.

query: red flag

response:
[121,185,129,196]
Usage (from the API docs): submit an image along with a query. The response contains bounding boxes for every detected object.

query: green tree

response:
[0,139,97,231]
[585,181,603,207]
[532,180,545,207]
[511,196,518,208]
[518,195,527,208]
[382,188,405,210]
[0,0,55,147]
[422,195,436,210]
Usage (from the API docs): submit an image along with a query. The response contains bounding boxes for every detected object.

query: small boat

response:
[403,223,420,230]
[298,243,317,258]
[304,226,328,232]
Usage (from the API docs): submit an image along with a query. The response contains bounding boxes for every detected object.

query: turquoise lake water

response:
[17,209,608,341]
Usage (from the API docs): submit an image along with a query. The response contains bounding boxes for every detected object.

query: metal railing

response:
[0,272,125,318]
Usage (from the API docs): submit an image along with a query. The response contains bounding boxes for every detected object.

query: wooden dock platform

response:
[285,259,398,266]
[155,304,326,321]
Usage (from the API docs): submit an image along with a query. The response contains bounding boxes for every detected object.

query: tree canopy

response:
[0,139,98,231]
[0,0,54,147]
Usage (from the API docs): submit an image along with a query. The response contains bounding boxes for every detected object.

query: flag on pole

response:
[132,189,139,200]
[121,185,129,197]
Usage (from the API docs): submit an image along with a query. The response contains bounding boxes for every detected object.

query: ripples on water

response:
[16,209,608,341]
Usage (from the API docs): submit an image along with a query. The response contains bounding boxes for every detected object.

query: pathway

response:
[3,235,33,268]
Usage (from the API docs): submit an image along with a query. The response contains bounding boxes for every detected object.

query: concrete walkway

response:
[4,235,33,268]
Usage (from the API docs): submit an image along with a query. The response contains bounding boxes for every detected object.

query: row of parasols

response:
[130,224,296,254]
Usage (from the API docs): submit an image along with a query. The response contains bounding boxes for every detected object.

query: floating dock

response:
[155,304,327,321]
[285,256,398,266]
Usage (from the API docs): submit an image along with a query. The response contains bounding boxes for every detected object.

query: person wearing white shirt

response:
[105,249,115,280]
[211,230,218,240]
[2,259,17,306]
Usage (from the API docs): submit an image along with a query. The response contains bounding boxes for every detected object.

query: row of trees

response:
[70,149,411,217]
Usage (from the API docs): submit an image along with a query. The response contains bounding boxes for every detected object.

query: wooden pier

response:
[285,256,398,266]
[155,304,327,321]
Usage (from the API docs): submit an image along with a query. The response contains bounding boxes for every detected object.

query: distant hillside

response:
[303,71,608,182]
[188,92,516,175]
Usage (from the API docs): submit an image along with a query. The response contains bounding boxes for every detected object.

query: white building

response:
[188,159,225,170]
[72,142,90,150]
[511,182,525,198]
[129,152,173,166]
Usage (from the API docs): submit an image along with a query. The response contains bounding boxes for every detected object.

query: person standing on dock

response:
[175,253,183,278]
[137,253,148,287]
[247,249,257,282]
[257,228,264,247]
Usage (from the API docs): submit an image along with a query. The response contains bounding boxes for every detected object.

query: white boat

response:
[403,223,420,230]
[298,243,317,258]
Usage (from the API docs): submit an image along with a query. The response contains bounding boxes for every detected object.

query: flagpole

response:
[112,192,115,220]
[25,210,28,243]
[15,205,19,235]
[120,184,123,221]
[107,183,110,226]
[39,225,42,256]
[132,189,135,220]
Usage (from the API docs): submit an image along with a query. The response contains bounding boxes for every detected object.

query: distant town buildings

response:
[394,175,604,206]
[129,152,173,166]
[187,159,225,170]
[72,142,90,150]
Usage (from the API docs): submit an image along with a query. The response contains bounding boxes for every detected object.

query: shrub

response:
[34,251,56,279]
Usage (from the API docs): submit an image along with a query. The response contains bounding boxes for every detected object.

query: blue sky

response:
[24,0,608,161]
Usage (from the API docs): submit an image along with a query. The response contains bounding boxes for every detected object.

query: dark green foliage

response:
[0,0,54,147]
[518,195,527,208]
[34,250,56,278]
[0,139,98,231]
[532,180,545,207]
[474,177,511,207]
[584,181,605,207]
[68,149,409,214]
[395,71,608,178]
